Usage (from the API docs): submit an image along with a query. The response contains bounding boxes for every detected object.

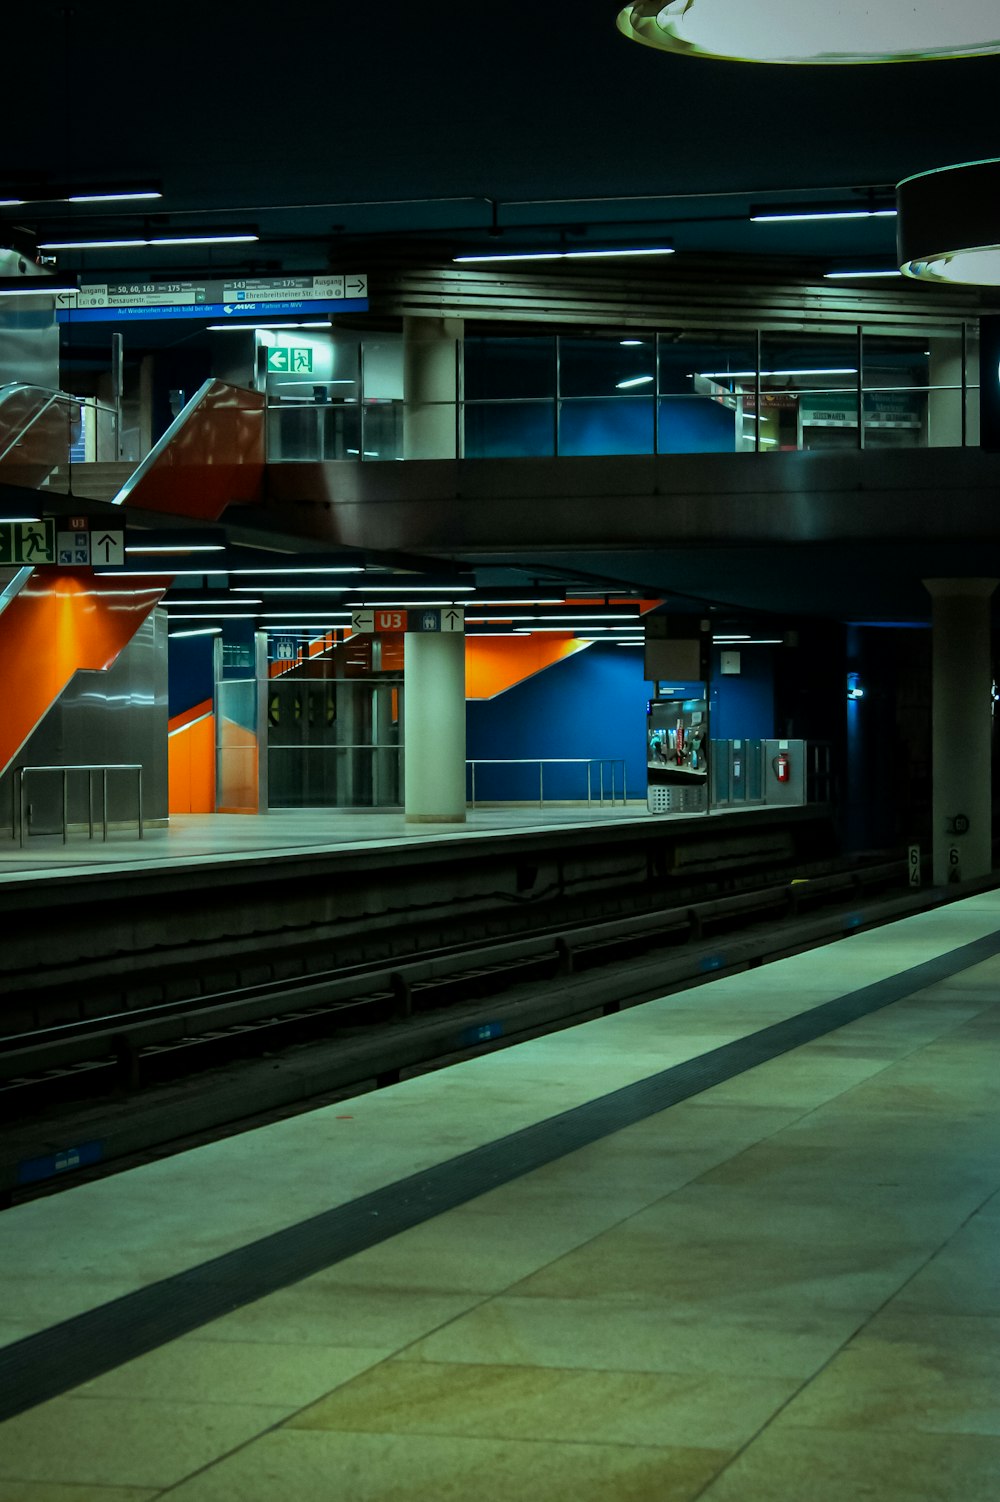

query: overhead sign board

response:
[55,274,368,324]
[408,607,465,633]
[351,609,408,634]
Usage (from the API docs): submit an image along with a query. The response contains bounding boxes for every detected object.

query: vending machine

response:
[646,694,709,813]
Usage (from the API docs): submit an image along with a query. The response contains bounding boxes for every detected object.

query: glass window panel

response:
[559,336,655,398]
[658,396,738,454]
[559,397,653,456]
[464,337,555,400]
[864,333,931,449]
[660,332,757,395]
[761,332,859,453]
[359,401,402,460]
[464,400,554,457]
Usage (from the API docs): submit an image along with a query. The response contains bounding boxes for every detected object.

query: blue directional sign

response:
[55,274,368,324]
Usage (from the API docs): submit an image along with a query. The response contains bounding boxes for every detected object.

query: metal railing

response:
[0,383,120,469]
[11,764,143,847]
[467,757,627,809]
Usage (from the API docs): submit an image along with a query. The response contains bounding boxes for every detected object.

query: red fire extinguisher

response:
[775,750,790,783]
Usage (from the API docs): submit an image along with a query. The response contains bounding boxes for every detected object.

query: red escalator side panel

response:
[0,571,169,773]
[124,382,266,518]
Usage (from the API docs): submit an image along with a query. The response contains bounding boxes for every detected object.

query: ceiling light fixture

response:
[206,322,333,331]
[616,375,655,388]
[0,282,77,297]
[616,1,1000,64]
[824,268,903,279]
[0,189,161,206]
[751,208,896,224]
[39,232,259,250]
[898,159,1000,285]
[697,367,857,379]
[453,246,673,264]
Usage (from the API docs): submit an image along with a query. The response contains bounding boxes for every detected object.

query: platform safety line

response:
[2,926,1000,1424]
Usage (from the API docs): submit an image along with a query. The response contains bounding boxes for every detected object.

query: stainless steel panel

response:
[0,607,168,834]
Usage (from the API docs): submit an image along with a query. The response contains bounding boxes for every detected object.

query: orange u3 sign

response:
[375,610,407,632]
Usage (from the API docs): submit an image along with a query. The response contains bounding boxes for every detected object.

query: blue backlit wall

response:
[466,642,776,801]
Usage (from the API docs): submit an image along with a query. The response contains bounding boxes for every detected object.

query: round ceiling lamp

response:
[616,1,1000,64]
[898,160,1000,284]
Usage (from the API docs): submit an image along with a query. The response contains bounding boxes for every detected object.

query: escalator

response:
[0,380,266,775]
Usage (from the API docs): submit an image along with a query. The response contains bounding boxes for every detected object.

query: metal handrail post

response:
[588,761,592,808]
[88,770,94,839]
[17,769,24,848]
[103,769,108,840]
[539,761,544,808]
[470,760,476,809]
[137,767,143,839]
[62,769,68,844]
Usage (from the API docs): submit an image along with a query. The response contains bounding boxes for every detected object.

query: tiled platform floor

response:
[0,890,998,1499]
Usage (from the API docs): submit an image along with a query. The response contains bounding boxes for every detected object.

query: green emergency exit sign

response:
[0,518,55,565]
[267,346,314,374]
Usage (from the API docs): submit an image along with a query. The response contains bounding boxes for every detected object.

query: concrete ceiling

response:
[4,1,1000,277]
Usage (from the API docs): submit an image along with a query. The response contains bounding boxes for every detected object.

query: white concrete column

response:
[403,316,464,459]
[404,631,466,823]
[927,337,963,447]
[923,578,997,884]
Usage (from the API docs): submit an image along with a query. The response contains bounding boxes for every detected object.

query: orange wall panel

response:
[466,635,588,700]
[168,712,216,814]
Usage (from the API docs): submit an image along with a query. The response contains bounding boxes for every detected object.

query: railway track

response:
[3,851,978,1203]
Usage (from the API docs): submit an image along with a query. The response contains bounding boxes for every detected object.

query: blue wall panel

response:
[710,648,775,739]
[466,641,777,802]
[466,644,648,802]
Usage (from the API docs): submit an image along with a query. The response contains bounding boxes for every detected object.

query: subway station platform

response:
[1,886,998,1499]
[0,804,655,881]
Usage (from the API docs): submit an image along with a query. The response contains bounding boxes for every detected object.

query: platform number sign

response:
[908,844,921,888]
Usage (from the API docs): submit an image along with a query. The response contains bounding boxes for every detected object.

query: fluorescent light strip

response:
[751,209,896,223]
[0,284,77,297]
[616,376,654,389]
[233,586,349,594]
[169,598,263,606]
[169,627,222,638]
[67,191,162,204]
[39,233,259,250]
[454,247,673,263]
[207,322,333,331]
[164,613,257,621]
[698,367,857,378]
[824,269,903,279]
[2,515,41,523]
